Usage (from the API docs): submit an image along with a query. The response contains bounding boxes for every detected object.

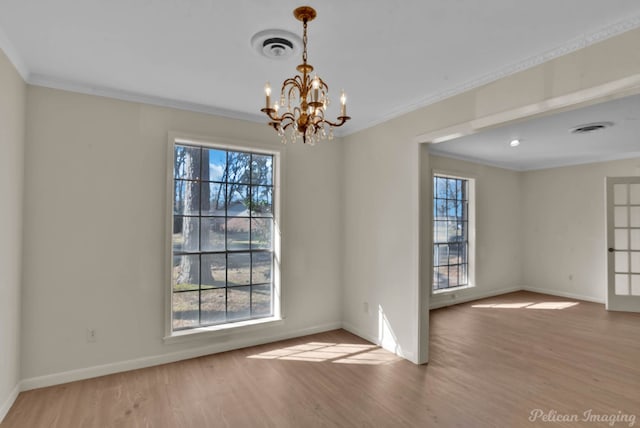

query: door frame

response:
[606,176,640,312]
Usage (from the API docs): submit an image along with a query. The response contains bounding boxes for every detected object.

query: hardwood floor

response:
[3,291,639,427]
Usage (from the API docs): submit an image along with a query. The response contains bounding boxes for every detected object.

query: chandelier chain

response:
[302,19,308,64]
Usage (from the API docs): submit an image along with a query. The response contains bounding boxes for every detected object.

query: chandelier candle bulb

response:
[340,90,347,117]
[312,75,320,102]
[264,82,271,109]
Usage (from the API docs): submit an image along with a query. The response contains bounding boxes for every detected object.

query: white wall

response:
[429,155,522,308]
[0,48,25,418]
[20,86,343,383]
[522,158,640,302]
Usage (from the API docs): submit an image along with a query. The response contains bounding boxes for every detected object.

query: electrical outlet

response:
[363,301,369,314]
[87,328,96,342]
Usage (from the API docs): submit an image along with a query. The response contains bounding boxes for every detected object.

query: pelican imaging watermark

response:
[529,409,636,426]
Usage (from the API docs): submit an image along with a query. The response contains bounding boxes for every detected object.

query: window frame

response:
[164,134,282,343]
[431,170,476,294]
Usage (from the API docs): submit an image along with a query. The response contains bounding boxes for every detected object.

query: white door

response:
[606,176,640,312]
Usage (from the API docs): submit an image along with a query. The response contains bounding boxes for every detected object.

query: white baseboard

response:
[341,322,417,363]
[21,321,342,391]
[429,286,522,310]
[0,381,21,424]
[521,286,605,304]
[341,322,378,346]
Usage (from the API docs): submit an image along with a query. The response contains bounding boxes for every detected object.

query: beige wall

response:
[0,49,25,417]
[428,154,640,306]
[522,158,640,302]
[429,155,522,308]
[21,86,344,383]
[342,118,422,361]
[342,27,640,363]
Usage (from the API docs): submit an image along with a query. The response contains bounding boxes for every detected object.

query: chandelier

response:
[261,6,350,145]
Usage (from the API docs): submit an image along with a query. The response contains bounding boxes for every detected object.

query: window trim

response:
[164,133,283,342]
[430,170,476,295]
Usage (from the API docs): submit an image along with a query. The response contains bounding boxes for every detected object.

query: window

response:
[433,174,473,291]
[171,142,277,331]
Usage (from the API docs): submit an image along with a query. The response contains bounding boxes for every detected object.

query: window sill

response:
[432,284,475,295]
[163,317,284,345]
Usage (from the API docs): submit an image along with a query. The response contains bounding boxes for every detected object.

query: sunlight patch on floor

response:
[472,301,579,310]
[525,301,579,309]
[472,302,533,309]
[247,342,401,365]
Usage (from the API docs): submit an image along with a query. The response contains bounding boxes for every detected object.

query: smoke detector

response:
[570,121,614,134]
[251,30,301,60]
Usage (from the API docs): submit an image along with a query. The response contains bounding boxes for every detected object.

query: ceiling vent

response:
[251,30,301,60]
[570,121,614,134]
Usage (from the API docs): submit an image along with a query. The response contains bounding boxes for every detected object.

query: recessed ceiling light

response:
[510,139,520,147]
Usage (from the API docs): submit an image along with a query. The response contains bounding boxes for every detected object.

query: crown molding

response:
[427,148,522,172]
[344,13,640,137]
[429,144,640,172]
[0,25,29,80]
[27,73,266,124]
[27,73,353,136]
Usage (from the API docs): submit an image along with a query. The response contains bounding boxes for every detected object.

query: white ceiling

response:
[428,93,640,171]
[1,1,640,138]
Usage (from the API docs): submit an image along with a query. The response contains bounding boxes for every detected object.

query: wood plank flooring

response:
[3,291,639,427]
